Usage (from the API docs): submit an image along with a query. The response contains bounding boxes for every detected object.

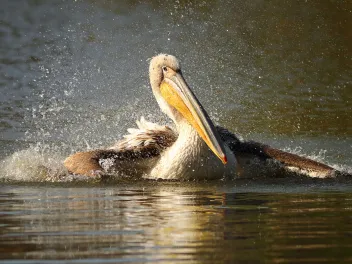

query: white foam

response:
[0,145,69,182]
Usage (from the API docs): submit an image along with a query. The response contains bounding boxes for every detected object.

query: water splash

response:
[0,143,106,183]
[0,144,66,182]
[1,1,351,183]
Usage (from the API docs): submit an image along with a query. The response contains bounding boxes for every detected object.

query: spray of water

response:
[1,1,350,182]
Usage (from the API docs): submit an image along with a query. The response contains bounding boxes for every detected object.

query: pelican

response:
[64,54,344,180]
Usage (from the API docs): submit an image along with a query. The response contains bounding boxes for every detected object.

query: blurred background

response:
[0,0,351,180]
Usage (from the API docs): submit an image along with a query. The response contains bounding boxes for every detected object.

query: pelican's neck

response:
[173,119,206,160]
[149,118,215,179]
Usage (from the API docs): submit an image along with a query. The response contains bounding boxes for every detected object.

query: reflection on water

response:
[1,1,352,262]
[1,183,352,263]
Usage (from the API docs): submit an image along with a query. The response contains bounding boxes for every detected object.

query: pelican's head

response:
[149,54,227,164]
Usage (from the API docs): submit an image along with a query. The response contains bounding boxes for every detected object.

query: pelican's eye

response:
[162,66,168,72]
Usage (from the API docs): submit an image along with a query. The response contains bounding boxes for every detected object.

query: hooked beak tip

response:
[221,155,228,164]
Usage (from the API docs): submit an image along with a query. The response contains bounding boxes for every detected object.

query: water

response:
[1,182,352,263]
[0,0,351,262]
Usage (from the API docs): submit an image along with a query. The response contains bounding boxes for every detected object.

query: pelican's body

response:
[149,122,236,179]
[64,54,345,180]
[103,117,236,179]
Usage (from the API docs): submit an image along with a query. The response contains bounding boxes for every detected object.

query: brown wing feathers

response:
[64,118,177,176]
[217,126,336,177]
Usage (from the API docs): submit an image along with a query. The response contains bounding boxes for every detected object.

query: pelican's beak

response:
[160,67,227,164]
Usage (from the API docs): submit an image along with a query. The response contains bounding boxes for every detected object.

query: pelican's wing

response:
[109,117,177,153]
[217,126,336,178]
[64,117,177,177]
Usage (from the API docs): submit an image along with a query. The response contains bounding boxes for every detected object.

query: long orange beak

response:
[159,67,227,164]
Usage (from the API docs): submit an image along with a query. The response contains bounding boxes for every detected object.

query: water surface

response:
[1,181,352,263]
[0,0,351,262]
